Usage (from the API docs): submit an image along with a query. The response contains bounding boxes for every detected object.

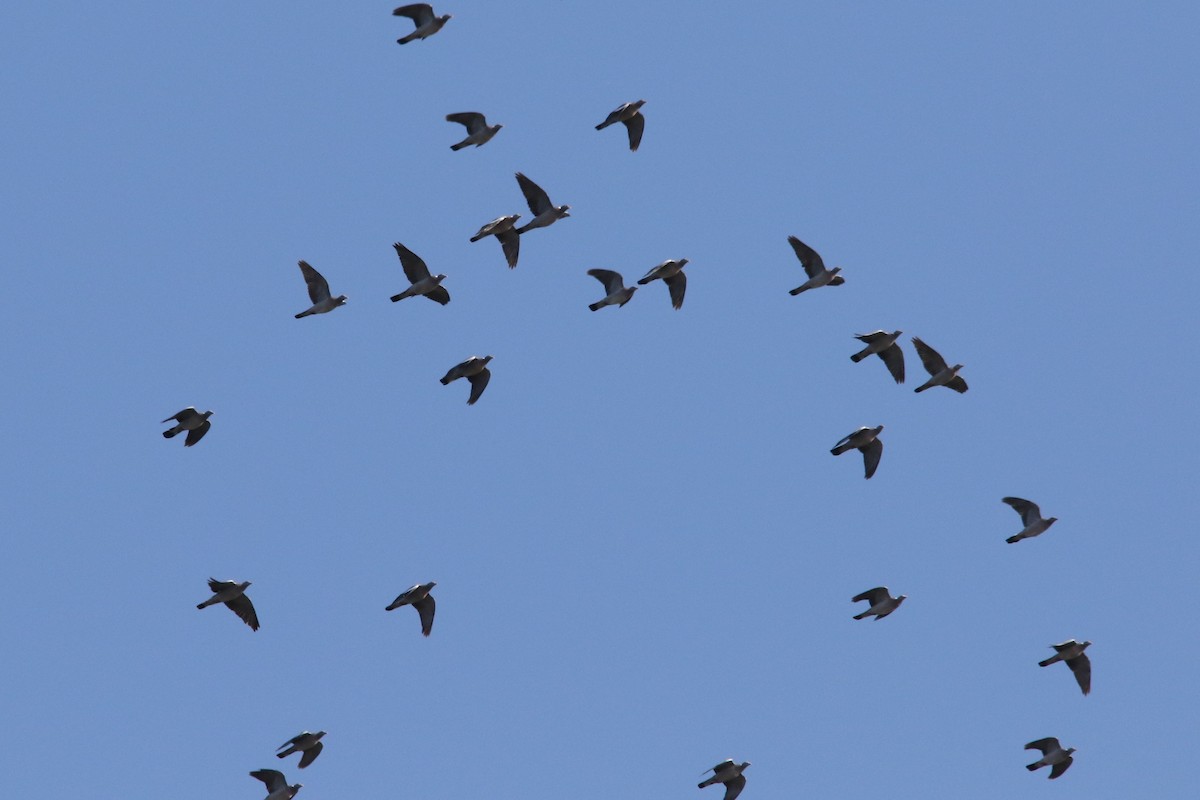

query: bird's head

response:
[1046,517,1059,525]
[440,14,453,22]
[433,274,447,282]
[481,356,494,365]
[494,123,504,132]
[202,410,214,419]
[873,425,885,435]
[896,595,908,604]
[1080,640,1092,649]
[739,761,751,771]
[1064,748,1076,756]
[240,581,253,589]
[829,266,842,275]
[558,205,571,217]
[315,731,327,740]
[633,99,647,109]
[335,295,348,306]
[426,581,438,589]
[677,258,689,267]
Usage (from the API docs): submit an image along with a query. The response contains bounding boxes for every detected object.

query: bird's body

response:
[587,269,637,311]
[386,581,437,636]
[197,578,259,630]
[440,356,493,405]
[698,759,750,800]
[294,261,347,318]
[852,586,907,620]
[446,112,501,150]
[595,100,646,151]
[1002,496,1058,543]
[786,236,843,295]
[636,258,689,309]
[470,215,521,268]
[251,769,302,800]
[911,337,967,393]
[850,331,905,384]
[393,4,450,44]
[277,731,326,769]
[1025,738,1075,779]
[161,407,213,447]
[830,425,884,479]
[389,242,450,304]
[1038,640,1091,695]
[513,173,570,233]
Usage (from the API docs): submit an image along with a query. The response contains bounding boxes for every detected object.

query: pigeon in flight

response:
[637,259,689,309]
[393,4,450,44]
[852,586,907,620]
[786,236,844,295]
[386,582,437,636]
[912,337,967,393]
[446,112,502,150]
[470,215,521,268]
[587,269,638,311]
[595,100,646,151]
[698,760,750,800]
[1024,738,1075,779]
[1002,497,1058,543]
[161,408,212,447]
[830,425,884,479]
[277,731,326,769]
[441,356,492,405]
[850,331,905,384]
[294,261,347,319]
[389,242,450,305]
[250,768,302,800]
[197,578,259,631]
[514,173,570,233]
[1038,640,1091,696]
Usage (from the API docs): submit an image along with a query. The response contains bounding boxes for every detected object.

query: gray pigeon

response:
[698,760,750,800]
[250,768,302,800]
[389,242,450,304]
[636,259,689,309]
[830,425,884,479]
[1002,497,1057,543]
[386,581,437,636]
[470,215,521,268]
[850,331,905,384]
[197,578,259,631]
[852,586,906,620]
[1025,738,1075,779]
[787,236,844,295]
[595,100,646,151]
[393,4,450,44]
[294,261,347,318]
[161,408,212,447]
[587,269,637,311]
[446,112,502,150]
[912,337,967,393]
[514,173,570,233]
[440,356,492,405]
[277,731,326,769]
[1039,640,1091,696]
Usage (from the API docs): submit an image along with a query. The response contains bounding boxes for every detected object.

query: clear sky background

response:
[2,2,1198,798]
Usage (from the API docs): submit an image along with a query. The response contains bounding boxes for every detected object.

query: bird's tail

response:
[1005,534,1022,544]
[450,142,467,151]
[469,233,486,242]
[789,286,808,296]
[831,445,850,455]
[636,277,653,285]
[294,310,312,319]
[698,780,715,789]
[850,352,866,363]
[390,293,406,303]
[276,751,289,759]
[1037,656,1057,667]
[440,377,452,385]
[196,601,210,609]
[163,429,179,439]
[1026,763,1040,772]
[595,122,609,131]
[853,611,870,620]
[396,35,415,45]
[588,301,604,311]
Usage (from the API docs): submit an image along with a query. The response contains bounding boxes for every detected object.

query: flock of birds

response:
[157,6,1092,797]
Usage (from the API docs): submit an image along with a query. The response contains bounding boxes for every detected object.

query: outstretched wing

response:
[467,369,491,406]
[393,242,431,283]
[587,269,624,294]
[250,770,287,793]
[393,4,434,25]
[623,113,645,151]
[787,236,825,278]
[184,420,211,447]
[298,261,331,304]
[298,741,323,769]
[664,272,686,310]
[414,595,436,636]
[1002,497,1040,525]
[1066,654,1091,695]
[1048,756,1073,779]
[1024,737,1060,754]
[515,172,552,215]
[225,594,260,631]
[911,336,949,376]
[722,775,746,800]
[853,587,889,605]
[496,230,520,269]
[861,438,883,479]
[446,112,485,133]
[877,345,905,384]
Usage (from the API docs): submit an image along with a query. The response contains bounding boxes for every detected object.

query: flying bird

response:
[470,215,521,268]
[441,356,492,405]
[830,425,884,479]
[389,242,450,305]
[250,769,302,800]
[1002,497,1058,543]
[514,173,570,233]
[595,100,646,151]
[277,731,326,769]
[852,586,907,620]
[294,261,347,319]
[386,582,437,636]
[393,4,450,44]
[698,760,750,800]
[587,269,638,311]
[636,259,689,309]
[197,578,259,631]
[1038,640,1091,696]
[786,236,844,295]
[911,337,967,393]
[1025,738,1075,779]
[446,112,502,150]
[850,331,905,384]
[161,408,212,447]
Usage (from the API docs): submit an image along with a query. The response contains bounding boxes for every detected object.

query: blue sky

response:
[3,2,1198,798]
